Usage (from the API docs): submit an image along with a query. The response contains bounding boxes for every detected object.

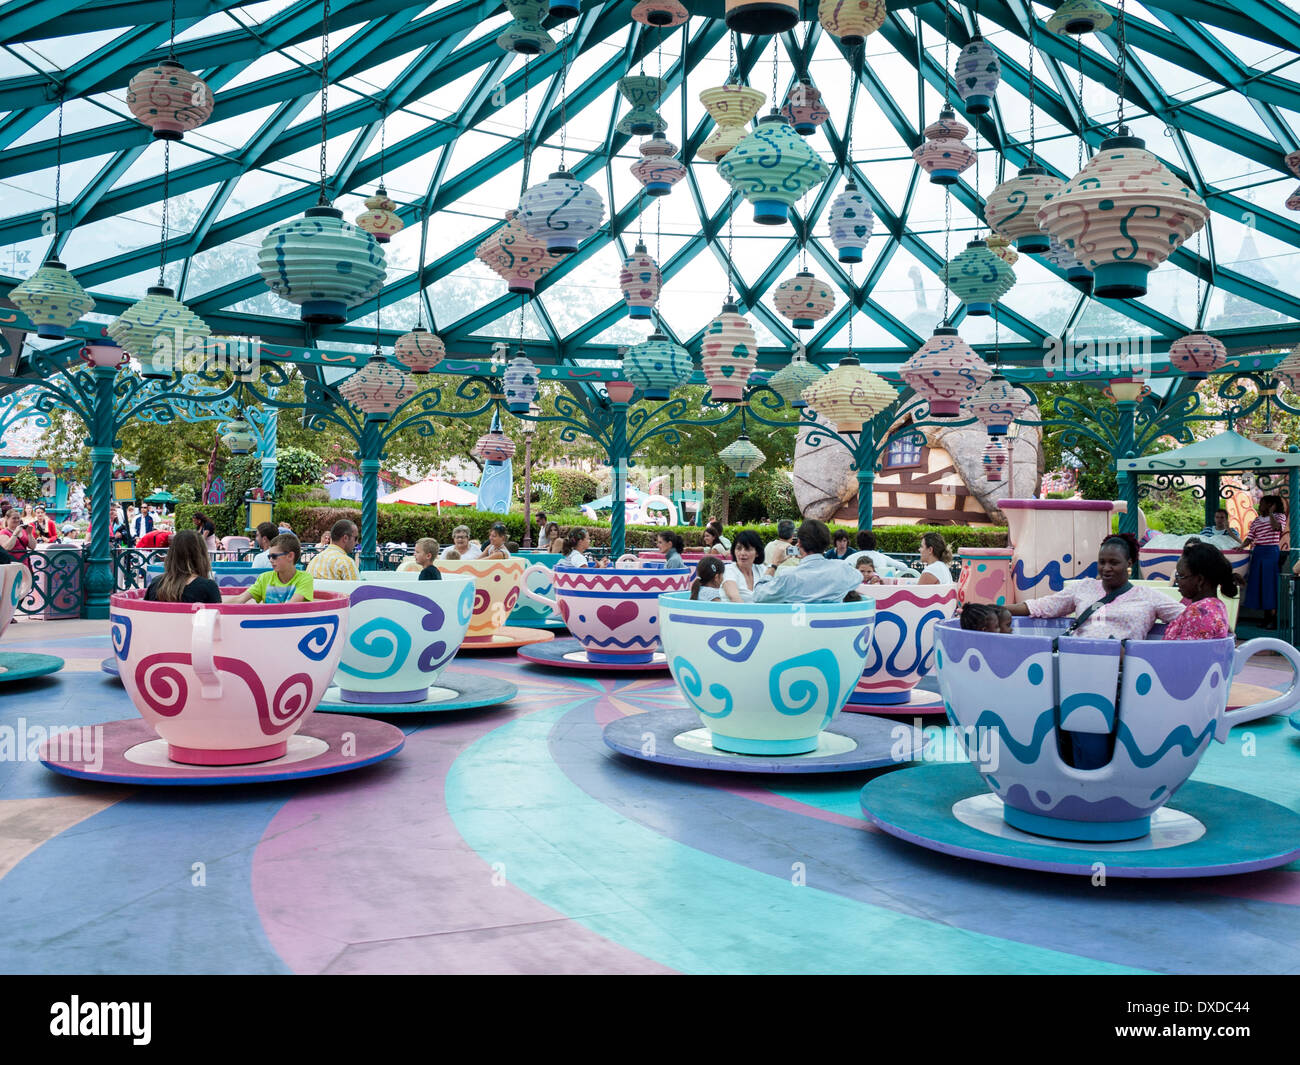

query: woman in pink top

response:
[1165,542,1234,641]
[1008,533,1184,640]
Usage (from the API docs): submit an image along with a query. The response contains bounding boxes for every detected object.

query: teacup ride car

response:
[0,562,64,683]
[435,556,555,651]
[507,552,568,631]
[860,617,1300,876]
[604,592,926,774]
[1138,543,1250,584]
[313,571,515,714]
[844,581,957,715]
[43,589,404,785]
[516,559,690,670]
[101,560,272,677]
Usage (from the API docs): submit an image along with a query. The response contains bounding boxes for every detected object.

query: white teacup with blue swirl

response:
[659,592,876,755]
[316,571,477,704]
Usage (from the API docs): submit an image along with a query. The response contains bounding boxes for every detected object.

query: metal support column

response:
[83,367,117,620]
[358,417,382,572]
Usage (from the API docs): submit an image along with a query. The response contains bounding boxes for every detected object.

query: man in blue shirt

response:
[755,519,862,604]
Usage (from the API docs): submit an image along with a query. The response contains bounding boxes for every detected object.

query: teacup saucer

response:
[314,670,517,715]
[39,715,404,786]
[0,651,64,684]
[844,675,947,715]
[860,762,1300,878]
[457,627,556,652]
[603,707,926,774]
[518,636,669,671]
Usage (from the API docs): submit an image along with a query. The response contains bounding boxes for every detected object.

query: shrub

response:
[1144,495,1207,534]
[276,446,325,492]
[534,468,599,508]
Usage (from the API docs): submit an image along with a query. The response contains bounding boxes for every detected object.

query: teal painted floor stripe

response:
[446,700,1150,975]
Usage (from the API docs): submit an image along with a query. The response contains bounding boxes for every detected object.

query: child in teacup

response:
[235,535,313,604]
[690,556,726,602]
[960,602,1013,633]
[856,557,881,585]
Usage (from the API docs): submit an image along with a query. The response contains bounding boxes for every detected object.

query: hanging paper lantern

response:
[698,85,766,163]
[394,327,445,374]
[986,233,1018,266]
[108,286,211,379]
[338,353,413,419]
[720,435,766,479]
[503,353,541,413]
[700,302,758,402]
[1044,234,1093,294]
[773,271,835,330]
[726,0,798,35]
[818,0,888,46]
[630,133,687,196]
[941,239,1016,315]
[616,75,668,137]
[1046,0,1112,35]
[1168,333,1226,381]
[496,0,555,54]
[1036,130,1209,299]
[8,257,93,340]
[900,326,991,418]
[550,0,580,19]
[767,350,826,408]
[473,430,518,463]
[476,209,555,295]
[127,61,214,141]
[631,0,689,26]
[1286,186,1300,212]
[1251,430,1288,452]
[966,373,1030,435]
[518,170,606,255]
[800,356,897,433]
[355,186,403,244]
[258,206,387,324]
[717,114,830,226]
[984,166,1064,254]
[220,417,258,456]
[828,181,874,263]
[1286,151,1300,178]
[954,35,1001,116]
[624,332,693,400]
[782,81,830,136]
[619,242,662,320]
[1274,347,1300,396]
[982,437,1007,483]
[912,107,975,185]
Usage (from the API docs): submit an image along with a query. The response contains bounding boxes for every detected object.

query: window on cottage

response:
[884,434,924,470]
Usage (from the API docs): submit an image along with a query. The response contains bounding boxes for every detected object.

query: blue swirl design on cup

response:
[672,655,734,719]
[457,583,475,625]
[768,648,841,728]
[239,615,339,660]
[663,614,763,662]
[110,612,133,661]
[339,618,412,681]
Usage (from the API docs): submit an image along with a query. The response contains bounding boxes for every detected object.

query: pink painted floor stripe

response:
[250,684,672,975]
[1187,869,1300,906]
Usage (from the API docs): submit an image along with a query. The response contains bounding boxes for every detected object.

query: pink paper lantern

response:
[1287,186,1300,212]
[900,326,991,418]
[394,327,445,374]
[1285,150,1300,178]
[127,60,214,140]
[965,373,1029,435]
[355,186,404,244]
[983,437,1007,483]
[631,133,687,196]
[473,430,517,462]
[781,81,830,136]
[476,210,555,295]
[700,302,758,402]
[1168,332,1226,381]
[984,166,1064,254]
[632,0,689,26]
[338,354,414,419]
[619,242,662,320]
[912,107,974,185]
[773,271,835,330]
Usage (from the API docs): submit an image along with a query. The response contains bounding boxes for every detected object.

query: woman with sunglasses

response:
[1165,542,1235,640]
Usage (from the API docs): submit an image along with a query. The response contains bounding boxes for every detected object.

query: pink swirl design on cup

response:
[269,673,314,731]
[134,653,190,717]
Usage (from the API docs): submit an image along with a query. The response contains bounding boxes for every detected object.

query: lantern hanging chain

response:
[416,209,428,328]
[374,282,383,359]
[771,35,778,111]
[656,194,662,265]
[729,30,736,85]
[847,263,854,356]
[1116,0,1127,129]
[1027,8,1036,165]
[168,0,177,61]
[1077,36,1085,171]
[973,0,980,36]
[378,103,387,184]
[518,295,525,348]
[318,0,331,205]
[726,203,735,303]
[520,60,530,196]
[159,140,170,287]
[1195,228,1203,329]
[559,29,569,171]
[974,121,981,234]
[943,185,952,323]
[994,302,1001,368]
[942,3,951,107]
[53,93,64,242]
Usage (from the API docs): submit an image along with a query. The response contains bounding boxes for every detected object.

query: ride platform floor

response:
[1,622,1298,975]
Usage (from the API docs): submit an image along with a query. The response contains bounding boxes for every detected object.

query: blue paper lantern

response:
[518,170,606,255]
[258,206,387,325]
[827,181,874,263]
[624,332,693,400]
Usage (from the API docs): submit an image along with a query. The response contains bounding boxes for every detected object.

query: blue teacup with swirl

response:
[315,571,477,704]
[659,592,876,755]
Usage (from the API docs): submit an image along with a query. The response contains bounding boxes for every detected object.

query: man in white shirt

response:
[250,521,278,567]
[764,519,798,567]
[754,519,862,604]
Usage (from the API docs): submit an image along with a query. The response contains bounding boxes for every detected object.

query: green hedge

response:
[533,468,599,508]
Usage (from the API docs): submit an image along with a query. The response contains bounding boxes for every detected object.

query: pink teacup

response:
[523,562,691,663]
[109,589,349,765]
[0,563,32,640]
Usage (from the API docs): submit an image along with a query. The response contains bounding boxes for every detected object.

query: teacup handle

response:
[520,562,557,612]
[13,564,33,602]
[1220,637,1300,738]
[191,607,223,700]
